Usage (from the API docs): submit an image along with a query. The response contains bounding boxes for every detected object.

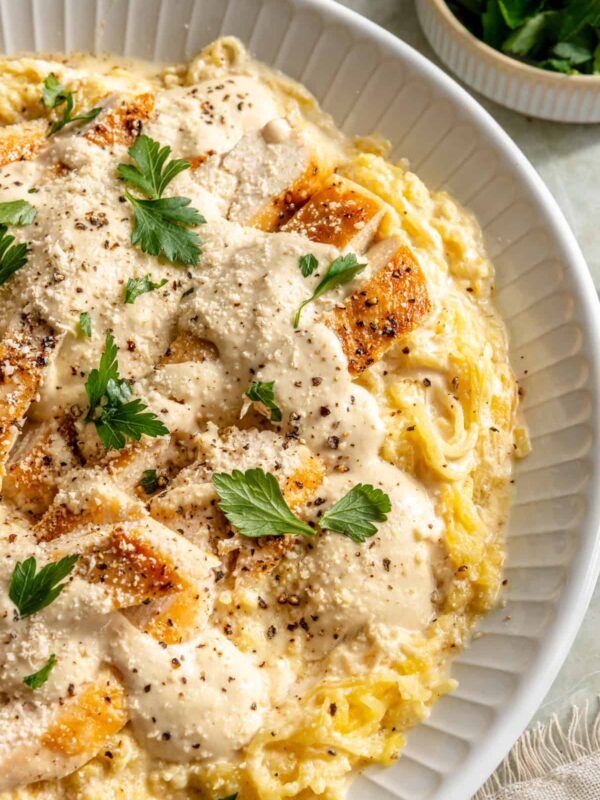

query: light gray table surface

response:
[338,0,600,732]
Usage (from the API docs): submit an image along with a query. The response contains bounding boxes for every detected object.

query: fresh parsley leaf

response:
[218,795,238,800]
[23,654,57,689]
[78,311,92,337]
[84,331,119,419]
[43,73,102,137]
[320,484,392,543]
[105,375,133,405]
[141,468,158,494]
[94,398,169,450]
[498,0,542,29]
[43,73,69,108]
[118,136,205,267]
[0,225,28,286]
[299,253,318,278]
[503,11,551,55]
[126,193,205,266]
[124,274,168,304]
[182,287,194,298]
[9,555,79,619]
[537,57,575,73]
[50,105,102,137]
[245,381,282,422]
[553,40,593,64]
[0,200,37,226]
[117,136,191,199]
[84,332,169,449]
[482,0,510,48]
[294,252,366,328]
[213,468,315,539]
[27,188,39,194]
[558,0,600,40]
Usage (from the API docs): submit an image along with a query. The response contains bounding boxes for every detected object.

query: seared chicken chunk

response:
[0,321,57,479]
[33,473,146,542]
[83,92,155,147]
[0,93,154,170]
[158,330,218,366]
[45,518,217,610]
[331,236,431,373]
[282,174,386,252]
[151,426,324,577]
[191,121,332,230]
[0,671,127,792]
[3,416,82,516]
[0,121,46,167]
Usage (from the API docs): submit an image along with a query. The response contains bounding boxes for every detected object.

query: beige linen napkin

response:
[474,702,600,800]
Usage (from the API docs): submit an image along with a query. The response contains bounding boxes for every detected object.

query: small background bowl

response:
[416,0,600,122]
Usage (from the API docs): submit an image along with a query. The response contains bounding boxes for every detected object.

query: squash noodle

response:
[227,153,528,800]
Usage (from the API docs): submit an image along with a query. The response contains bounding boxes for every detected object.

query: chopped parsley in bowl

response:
[446,0,600,74]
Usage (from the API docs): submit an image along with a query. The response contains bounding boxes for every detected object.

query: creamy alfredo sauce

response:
[0,57,443,784]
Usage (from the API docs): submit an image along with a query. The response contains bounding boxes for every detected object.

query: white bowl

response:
[1,1,600,799]
[416,0,600,122]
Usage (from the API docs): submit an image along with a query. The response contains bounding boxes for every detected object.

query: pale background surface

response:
[338,0,600,729]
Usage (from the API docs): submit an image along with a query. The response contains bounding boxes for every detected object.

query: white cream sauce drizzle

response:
[0,61,443,778]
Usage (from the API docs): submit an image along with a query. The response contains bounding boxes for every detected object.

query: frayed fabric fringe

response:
[473,700,600,800]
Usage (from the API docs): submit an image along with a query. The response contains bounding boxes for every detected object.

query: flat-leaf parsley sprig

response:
[43,73,102,137]
[9,555,79,619]
[320,484,391,543]
[118,135,206,266]
[140,468,159,494]
[298,253,318,278]
[0,226,29,287]
[212,469,315,539]
[84,332,169,450]
[124,274,168,304]
[0,200,37,286]
[213,468,391,543]
[0,200,37,226]
[24,654,57,689]
[245,381,282,423]
[78,311,92,337]
[294,252,367,328]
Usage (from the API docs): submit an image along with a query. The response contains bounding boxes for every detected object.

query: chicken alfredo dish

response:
[0,37,528,800]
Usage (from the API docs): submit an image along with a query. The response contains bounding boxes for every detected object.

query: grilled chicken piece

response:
[0,121,46,167]
[0,321,57,479]
[34,473,145,542]
[195,121,330,230]
[46,518,215,607]
[37,484,216,645]
[84,92,155,147]
[331,236,431,374]
[45,517,218,644]
[0,92,153,170]
[151,426,324,577]
[282,175,386,252]
[158,330,218,366]
[7,429,170,531]
[98,435,174,492]
[281,178,430,372]
[0,670,127,792]
[19,333,208,529]
[3,416,82,516]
